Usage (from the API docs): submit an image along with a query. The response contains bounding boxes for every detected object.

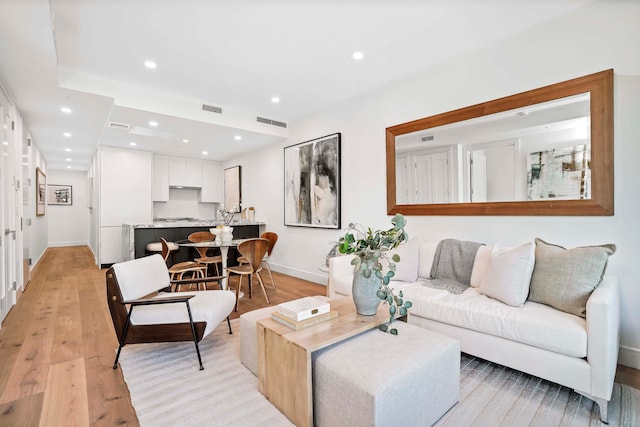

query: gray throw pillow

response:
[528,238,616,318]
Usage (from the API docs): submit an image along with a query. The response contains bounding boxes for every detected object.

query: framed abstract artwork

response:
[284,133,340,229]
[36,167,46,216]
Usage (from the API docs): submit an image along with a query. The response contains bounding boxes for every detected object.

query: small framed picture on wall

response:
[47,184,73,205]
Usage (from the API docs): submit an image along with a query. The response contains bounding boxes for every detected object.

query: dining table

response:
[175,238,246,290]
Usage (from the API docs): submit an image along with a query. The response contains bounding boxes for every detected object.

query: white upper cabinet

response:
[200,161,220,203]
[156,156,220,203]
[152,156,169,202]
[169,158,202,187]
[99,146,153,226]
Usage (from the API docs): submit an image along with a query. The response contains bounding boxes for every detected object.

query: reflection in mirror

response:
[395,93,590,204]
[386,69,613,216]
[224,165,242,213]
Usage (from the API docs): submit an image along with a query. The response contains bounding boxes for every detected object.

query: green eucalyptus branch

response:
[338,214,412,334]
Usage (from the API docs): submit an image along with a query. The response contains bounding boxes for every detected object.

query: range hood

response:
[169,185,202,189]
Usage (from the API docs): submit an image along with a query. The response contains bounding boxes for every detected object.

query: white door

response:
[470,150,487,202]
[415,151,450,204]
[0,93,20,324]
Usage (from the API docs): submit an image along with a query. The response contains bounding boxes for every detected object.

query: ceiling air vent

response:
[202,104,222,114]
[257,116,287,128]
[108,121,131,131]
[421,135,434,142]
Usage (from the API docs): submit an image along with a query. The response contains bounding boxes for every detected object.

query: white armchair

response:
[107,254,236,370]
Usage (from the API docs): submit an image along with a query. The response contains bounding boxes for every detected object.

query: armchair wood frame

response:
[107,268,232,371]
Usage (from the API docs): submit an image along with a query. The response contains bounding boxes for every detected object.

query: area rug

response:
[118,320,639,427]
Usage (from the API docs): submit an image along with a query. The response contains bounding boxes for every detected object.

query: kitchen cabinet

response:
[100,226,125,264]
[98,146,153,266]
[200,161,220,203]
[153,156,170,201]
[169,158,202,187]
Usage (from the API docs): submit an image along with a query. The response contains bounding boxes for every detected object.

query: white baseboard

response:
[48,241,90,248]
[270,262,328,286]
[619,345,640,369]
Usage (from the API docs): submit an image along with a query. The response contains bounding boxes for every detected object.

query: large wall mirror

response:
[386,69,613,216]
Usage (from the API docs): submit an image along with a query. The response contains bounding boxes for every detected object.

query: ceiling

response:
[0,0,594,170]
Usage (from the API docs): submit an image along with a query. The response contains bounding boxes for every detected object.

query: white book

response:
[277,296,330,321]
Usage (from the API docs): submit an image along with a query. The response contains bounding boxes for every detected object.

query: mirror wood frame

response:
[386,69,613,216]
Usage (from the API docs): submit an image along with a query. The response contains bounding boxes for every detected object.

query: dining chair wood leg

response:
[263,262,276,289]
[255,272,270,305]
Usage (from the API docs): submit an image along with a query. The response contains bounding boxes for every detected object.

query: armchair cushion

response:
[113,254,170,301]
[130,291,236,337]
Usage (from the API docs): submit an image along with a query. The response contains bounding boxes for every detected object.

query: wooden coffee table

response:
[256,297,390,427]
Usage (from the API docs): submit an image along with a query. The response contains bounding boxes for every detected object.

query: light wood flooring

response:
[0,246,638,426]
[0,246,326,426]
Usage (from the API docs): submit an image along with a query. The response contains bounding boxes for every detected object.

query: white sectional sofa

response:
[328,238,620,423]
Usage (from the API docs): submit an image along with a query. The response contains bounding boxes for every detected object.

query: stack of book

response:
[272,296,338,330]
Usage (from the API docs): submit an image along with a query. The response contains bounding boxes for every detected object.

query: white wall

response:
[28,143,48,270]
[227,0,640,367]
[47,169,89,247]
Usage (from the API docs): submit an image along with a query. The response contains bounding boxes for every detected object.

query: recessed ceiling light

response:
[129,142,137,146]
[271,97,280,104]
[60,107,72,114]
[65,148,72,152]
[234,135,242,141]
[144,60,157,69]
[182,138,189,143]
[2,141,8,146]
[65,158,72,162]
[149,121,158,127]
[352,51,365,60]
[63,132,71,137]
[202,151,208,155]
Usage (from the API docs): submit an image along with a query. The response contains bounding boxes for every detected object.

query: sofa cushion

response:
[470,245,492,288]
[402,283,587,358]
[478,243,535,307]
[388,237,419,282]
[529,238,616,318]
[418,241,439,278]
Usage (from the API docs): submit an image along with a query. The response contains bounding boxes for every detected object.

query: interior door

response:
[0,94,19,324]
[470,150,487,202]
[415,151,450,204]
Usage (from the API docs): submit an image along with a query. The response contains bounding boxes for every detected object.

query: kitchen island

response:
[124,220,265,265]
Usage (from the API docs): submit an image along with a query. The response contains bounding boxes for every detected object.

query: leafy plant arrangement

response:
[338,214,412,334]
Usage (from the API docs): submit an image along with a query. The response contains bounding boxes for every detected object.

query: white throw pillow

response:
[417,241,440,278]
[470,245,492,287]
[478,242,535,306]
[388,237,420,282]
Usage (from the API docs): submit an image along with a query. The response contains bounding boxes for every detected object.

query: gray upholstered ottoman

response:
[313,321,460,427]
[240,305,280,375]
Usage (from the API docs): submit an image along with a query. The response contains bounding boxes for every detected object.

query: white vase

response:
[209,228,222,243]
[221,226,233,243]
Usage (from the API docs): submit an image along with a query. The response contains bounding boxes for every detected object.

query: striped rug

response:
[119,320,639,427]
